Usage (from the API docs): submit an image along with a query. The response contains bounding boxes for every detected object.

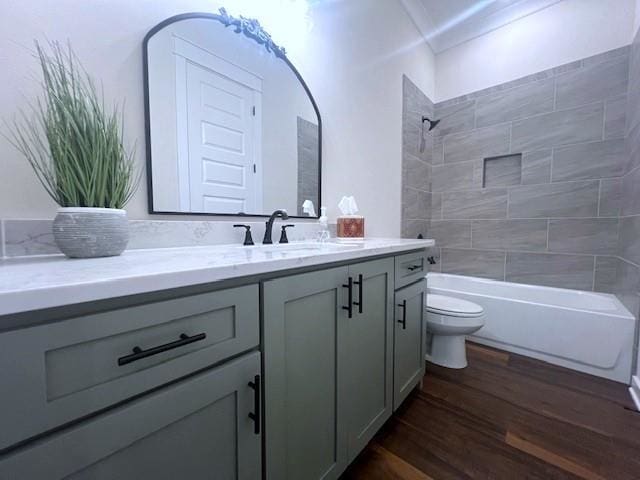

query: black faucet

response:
[279,225,295,244]
[233,224,255,246]
[262,209,289,244]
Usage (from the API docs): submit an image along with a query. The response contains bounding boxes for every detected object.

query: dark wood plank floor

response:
[342,342,640,480]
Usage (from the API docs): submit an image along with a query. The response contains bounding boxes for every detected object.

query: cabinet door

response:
[0,352,262,480]
[394,279,427,410]
[264,267,349,480]
[345,258,394,460]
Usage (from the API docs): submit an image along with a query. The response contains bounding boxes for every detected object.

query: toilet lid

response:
[426,294,483,317]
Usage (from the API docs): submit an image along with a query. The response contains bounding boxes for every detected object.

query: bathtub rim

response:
[426,272,635,320]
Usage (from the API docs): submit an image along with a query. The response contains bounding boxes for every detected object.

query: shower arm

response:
[421,116,441,132]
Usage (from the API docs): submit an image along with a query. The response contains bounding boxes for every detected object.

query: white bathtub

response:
[427,273,636,383]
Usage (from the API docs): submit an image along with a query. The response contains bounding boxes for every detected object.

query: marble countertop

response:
[0,238,433,316]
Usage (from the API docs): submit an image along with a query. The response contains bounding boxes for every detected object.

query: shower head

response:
[419,115,440,153]
[422,116,440,131]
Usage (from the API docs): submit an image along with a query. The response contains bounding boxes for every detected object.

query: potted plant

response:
[6,41,138,258]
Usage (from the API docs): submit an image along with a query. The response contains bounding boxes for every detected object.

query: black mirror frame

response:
[142,9,322,219]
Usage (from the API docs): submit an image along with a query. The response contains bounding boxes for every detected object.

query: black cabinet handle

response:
[342,277,353,318]
[407,264,422,271]
[353,273,363,314]
[117,332,207,366]
[397,300,407,329]
[248,375,261,435]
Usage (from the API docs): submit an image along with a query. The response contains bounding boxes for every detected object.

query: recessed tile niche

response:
[483,154,522,188]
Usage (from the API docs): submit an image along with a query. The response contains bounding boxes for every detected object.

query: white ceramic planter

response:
[52,207,129,258]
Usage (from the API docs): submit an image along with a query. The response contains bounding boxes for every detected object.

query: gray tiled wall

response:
[403,46,632,292]
[401,75,433,240]
[610,29,640,332]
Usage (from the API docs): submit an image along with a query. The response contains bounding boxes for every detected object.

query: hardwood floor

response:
[342,342,640,480]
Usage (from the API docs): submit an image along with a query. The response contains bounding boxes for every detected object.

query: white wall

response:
[435,0,636,101]
[290,0,435,235]
[0,0,435,237]
[635,0,640,38]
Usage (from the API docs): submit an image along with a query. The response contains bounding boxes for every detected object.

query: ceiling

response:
[401,0,564,53]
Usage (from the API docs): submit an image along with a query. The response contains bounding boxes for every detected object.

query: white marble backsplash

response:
[1,218,336,259]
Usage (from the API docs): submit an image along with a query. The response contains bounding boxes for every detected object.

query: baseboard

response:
[629,376,640,411]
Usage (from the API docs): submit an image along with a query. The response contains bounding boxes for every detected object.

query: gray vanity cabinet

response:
[263,258,394,480]
[0,246,429,479]
[393,279,428,410]
[0,284,259,451]
[344,258,394,460]
[0,352,262,480]
[264,266,349,480]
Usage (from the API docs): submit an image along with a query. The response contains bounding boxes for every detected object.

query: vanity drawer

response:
[395,251,428,289]
[0,284,259,451]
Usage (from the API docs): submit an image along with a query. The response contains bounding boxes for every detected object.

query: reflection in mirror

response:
[144,10,321,217]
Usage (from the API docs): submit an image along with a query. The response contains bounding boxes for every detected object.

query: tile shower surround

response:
[401,75,433,240]
[609,28,640,332]
[402,46,633,292]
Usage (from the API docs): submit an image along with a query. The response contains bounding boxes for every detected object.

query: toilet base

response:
[425,334,469,369]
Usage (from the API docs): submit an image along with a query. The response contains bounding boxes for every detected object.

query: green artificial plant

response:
[6,40,138,209]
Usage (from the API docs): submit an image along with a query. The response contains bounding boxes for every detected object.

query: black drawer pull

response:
[353,273,363,314]
[407,264,422,271]
[342,277,354,318]
[248,375,261,435]
[117,332,207,366]
[398,300,407,329]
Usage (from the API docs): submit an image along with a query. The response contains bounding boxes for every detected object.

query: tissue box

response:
[337,215,365,239]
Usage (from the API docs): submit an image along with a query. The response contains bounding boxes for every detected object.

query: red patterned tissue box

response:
[337,216,365,238]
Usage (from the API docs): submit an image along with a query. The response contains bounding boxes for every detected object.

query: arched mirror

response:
[143,9,321,218]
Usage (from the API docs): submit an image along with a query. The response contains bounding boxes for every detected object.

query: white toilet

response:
[425,294,485,369]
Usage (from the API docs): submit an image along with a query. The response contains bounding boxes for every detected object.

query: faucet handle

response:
[279,225,295,244]
[233,224,255,246]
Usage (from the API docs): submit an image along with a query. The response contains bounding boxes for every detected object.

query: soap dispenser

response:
[318,207,330,243]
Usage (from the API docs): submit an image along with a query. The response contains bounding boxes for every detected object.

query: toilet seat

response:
[426,294,483,318]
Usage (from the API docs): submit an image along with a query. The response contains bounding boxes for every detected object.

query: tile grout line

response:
[471,99,477,130]
[0,220,5,259]
[441,146,621,171]
[438,246,601,257]
[508,121,513,154]
[602,99,607,140]
[615,215,622,266]
[506,171,511,219]
[439,98,621,150]
[618,255,640,270]
[546,219,550,252]
[503,250,507,281]
[597,180,602,217]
